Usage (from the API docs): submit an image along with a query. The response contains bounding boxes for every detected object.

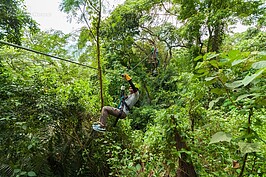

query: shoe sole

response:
[92,124,106,132]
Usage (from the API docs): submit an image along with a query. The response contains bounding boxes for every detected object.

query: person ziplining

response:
[93,73,140,132]
[0,40,144,133]
[150,45,159,75]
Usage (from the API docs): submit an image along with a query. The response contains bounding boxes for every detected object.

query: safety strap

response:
[124,102,131,112]
[113,91,125,127]
[113,96,132,127]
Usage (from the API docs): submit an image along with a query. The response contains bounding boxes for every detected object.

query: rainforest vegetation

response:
[0,0,265,176]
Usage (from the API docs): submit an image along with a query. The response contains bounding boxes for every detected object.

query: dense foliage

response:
[0,0,37,44]
[0,0,265,176]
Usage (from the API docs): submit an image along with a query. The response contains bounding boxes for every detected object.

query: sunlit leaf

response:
[205,77,216,81]
[228,50,241,60]
[194,55,203,61]
[195,61,205,69]
[252,61,266,69]
[236,93,257,101]
[209,132,232,144]
[242,69,264,86]
[210,60,219,68]
[232,58,247,66]
[209,97,223,109]
[238,142,260,154]
[206,53,219,60]
[258,51,266,56]
[225,80,243,88]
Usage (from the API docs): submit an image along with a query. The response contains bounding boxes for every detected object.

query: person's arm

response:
[123,74,138,93]
[120,85,126,97]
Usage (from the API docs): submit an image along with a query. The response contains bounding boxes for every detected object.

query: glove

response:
[122,73,132,81]
[121,85,125,90]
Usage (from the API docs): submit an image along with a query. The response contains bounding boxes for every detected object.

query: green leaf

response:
[194,55,203,61]
[28,171,37,176]
[238,142,260,154]
[210,60,219,68]
[209,97,223,109]
[0,117,9,121]
[14,169,21,173]
[252,61,266,69]
[128,162,133,167]
[22,125,27,130]
[232,58,247,66]
[195,61,205,69]
[206,53,220,60]
[236,94,257,101]
[20,171,27,175]
[196,68,208,74]
[242,69,264,86]
[258,51,266,56]
[28,144,33,150]
[205,77,216,81]
[135,164,141,171]
[211,88,225,95]
[228,50,241,59]
[197,70,209,77]
[209,132,232,144]
[225,80,243,88]
[225,69,265,88]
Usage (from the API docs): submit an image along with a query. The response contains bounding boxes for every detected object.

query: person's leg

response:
[99,106,126,127]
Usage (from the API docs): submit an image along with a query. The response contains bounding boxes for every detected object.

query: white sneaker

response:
[92,123,106,132]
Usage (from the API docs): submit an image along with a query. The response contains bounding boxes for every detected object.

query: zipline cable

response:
[0,40,153,73]
[0,40,98,70]
[130,55,150,71]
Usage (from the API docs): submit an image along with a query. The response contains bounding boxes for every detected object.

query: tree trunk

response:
[96,0,104,108]
[174,131,197,177]
[172,116,197,177]
[142,80,151,104]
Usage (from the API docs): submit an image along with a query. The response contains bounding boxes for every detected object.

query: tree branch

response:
[78,4,96,42]
[238,108,253,177]
[159,0,178,17]
[133,42,151,56]
[56,124,84,148]
[216,76,240,109]
[140,25,187,49]
[85,0,99,13]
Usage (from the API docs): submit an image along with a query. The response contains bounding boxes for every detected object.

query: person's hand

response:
[122,73,131,81]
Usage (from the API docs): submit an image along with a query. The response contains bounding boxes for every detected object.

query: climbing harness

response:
[113,84,131,127]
